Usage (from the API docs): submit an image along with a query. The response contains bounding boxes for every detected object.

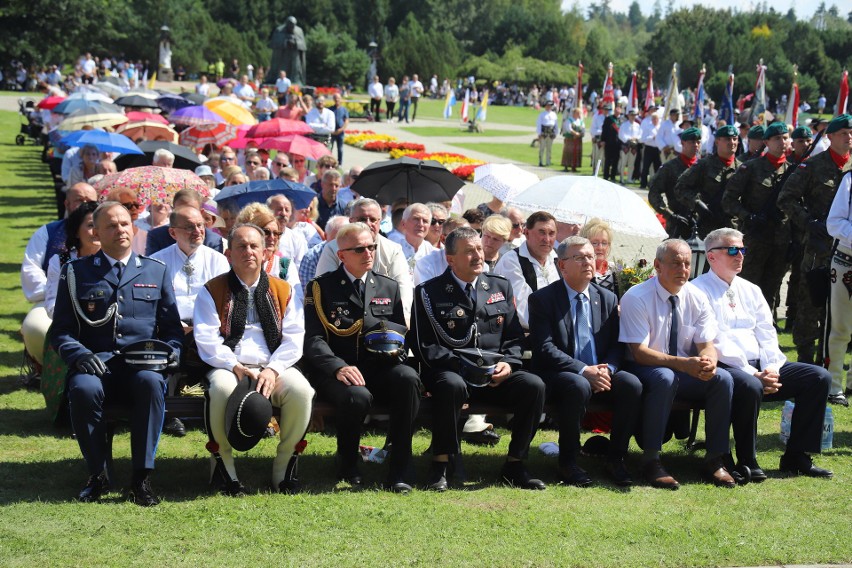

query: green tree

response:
[304,24,369,86]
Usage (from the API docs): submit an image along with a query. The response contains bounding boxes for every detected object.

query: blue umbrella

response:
[157,92,195,113]
[59,130,143,155]
[214,178,317,210]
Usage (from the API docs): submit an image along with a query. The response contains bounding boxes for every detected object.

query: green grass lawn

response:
[415,97,544,129]
[399,126,528,138]
[0,108,851,566]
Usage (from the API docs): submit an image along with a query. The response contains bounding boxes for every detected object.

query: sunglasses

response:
[122,202,142,210]
[341,243,378,254]
[220,156,235,161]
[431,218,446,226]
[274,161,287,166]
[709,246,748,257]
[511,223,522,229]
[247,161,260,166]
[262,228,283,238]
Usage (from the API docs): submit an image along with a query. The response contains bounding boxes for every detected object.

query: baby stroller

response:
[16,97,45,146]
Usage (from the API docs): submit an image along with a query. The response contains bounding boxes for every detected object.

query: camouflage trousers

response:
[740,237,789,313]
[793,247,832,361]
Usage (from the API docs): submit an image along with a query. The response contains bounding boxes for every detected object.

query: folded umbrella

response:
[351,156,465,206]
[214,178,317,210]
[246,118,314,138]
[94,166,210,205]
[259,135,330,161]
[170,105,225,127]
[506,175,667,238]
[473,163,540,203]
[114,140,201,171]
[60,130,143,155]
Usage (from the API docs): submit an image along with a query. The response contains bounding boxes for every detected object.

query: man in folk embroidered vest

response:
[194,224,315,495]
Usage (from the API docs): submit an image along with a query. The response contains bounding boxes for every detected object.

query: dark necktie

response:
[668,295,680,356]
[113,261,123,282]
[465,282,475,307]
[575,293,596,365]
[355,278,364,302]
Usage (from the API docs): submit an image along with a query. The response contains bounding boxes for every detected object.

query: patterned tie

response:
[575,293,596,365]
[668,295,680,356]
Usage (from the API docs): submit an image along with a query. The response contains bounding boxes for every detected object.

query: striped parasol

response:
[179,122,238,151]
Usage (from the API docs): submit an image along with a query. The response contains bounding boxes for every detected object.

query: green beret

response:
[715,125,738,138]
[791,126,812,140]
[763,122,789,140]
[679,127,702,141]
[748,125,765,140]
[826,114,852,134]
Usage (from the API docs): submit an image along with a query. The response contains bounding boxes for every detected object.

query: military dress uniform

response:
[778,145,852,363]
[412,269,545,462]
[722,154,791,309]
[50,250,183,478]
[648,156,693,238]
[675,153,741,239]
[303,265,421,485]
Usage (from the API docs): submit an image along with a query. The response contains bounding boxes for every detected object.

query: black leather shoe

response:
[222,479,247,497]
[77,471,108,503]
[779,453,833,478]
[130,478,160,507]
[426,461,448,492]
[277,454,301,494]
[385,480,413,494]
[163,417,186,437]
[557,463,593,487]
[606,458,634,487]
[337,463,363,486]
[749,467,767,483]
[501,461,546,490]
[462,428,501,446]
[827,393,849,407]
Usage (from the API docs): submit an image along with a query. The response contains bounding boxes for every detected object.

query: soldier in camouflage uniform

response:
[722,122,792,310]
[783,126,815,331]
[740,125,766,163]
[648,127,703,239]
[777,115,852,367]
[675,125,740,239]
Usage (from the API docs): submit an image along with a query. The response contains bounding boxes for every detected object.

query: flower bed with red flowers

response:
[314,87,341,96]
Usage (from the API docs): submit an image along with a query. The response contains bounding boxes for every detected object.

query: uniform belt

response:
[835,243,852,260]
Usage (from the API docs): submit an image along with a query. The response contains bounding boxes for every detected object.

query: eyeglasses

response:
[564,254,596,263]
[262,228,283,238]
[511,223,522,229]
[176,223,205,232]
[431,218,446,226]
[220,156,235,162]
[341,243,378,254]
[353,216,380,224]
[293,159,305,164]
[273,161,288,166]
[709,246,748,257]
[247,161,260,166]
[122,202,142,210]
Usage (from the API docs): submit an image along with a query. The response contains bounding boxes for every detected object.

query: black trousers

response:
[311,362,420,478]
[423,369,545,460]
[640,146,661,188]
[727,361,830,464]
[370,98,382,121]
[543,370,642,466]
[603,144,621,181]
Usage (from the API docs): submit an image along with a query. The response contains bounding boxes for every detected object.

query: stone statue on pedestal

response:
[266,16,306,85]
[158,25,173,82]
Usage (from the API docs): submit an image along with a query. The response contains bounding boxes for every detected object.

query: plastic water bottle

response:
[779,400,794,445]
[779,401,833,451]
[822,406,834,451]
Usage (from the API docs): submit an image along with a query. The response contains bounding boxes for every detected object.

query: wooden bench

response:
[104,396,704,482]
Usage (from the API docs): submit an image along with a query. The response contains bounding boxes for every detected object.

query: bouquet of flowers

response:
[612,258,654,298]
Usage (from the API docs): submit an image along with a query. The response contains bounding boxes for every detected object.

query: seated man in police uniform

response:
[194,224,315,495]
[303,222,421,493]
[413,227,546,491]
[692,228,832,481]
[529,236,642,487]
[51,201,184,506]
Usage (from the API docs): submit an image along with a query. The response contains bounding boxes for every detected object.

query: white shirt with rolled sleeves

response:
[193,273,304,377]
[315,234,413,325]
[692,270,785,375]
[492,242,559,329]
[150,243,231,322]
[827,172,852,249]
[619,277,717,360]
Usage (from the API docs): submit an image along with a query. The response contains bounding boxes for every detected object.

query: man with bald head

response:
[21,182,97,377]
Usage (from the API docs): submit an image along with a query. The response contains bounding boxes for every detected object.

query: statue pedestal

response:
[159,67,174,82]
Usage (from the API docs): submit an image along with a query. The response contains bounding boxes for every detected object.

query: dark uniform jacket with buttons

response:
[722,156,791,245]
[51,251,184,368]
[674,154,741,237]
[412,268,523,373]
[303,265,405,376]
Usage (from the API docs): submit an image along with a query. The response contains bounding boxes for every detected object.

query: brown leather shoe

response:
[703,457,736,488]
[642,459,679,490]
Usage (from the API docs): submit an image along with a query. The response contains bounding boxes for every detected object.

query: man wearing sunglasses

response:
[303,223,420,493]
[693,228,832,481]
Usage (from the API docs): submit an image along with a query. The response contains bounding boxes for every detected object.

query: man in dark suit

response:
[144,189,223,255]
[412,227,546,491]
[51,201,183,506]
[303,222,421,493]
[529,236,642,487]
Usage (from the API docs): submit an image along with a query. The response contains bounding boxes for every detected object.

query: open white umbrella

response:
[507,175,667,238]
[472,163,539,203]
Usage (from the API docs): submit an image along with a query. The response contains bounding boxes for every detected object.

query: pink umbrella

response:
[229,136,260,149]
[94,166,210,205]
[246,118,314,138]
[259,135,330,160]
[126,111,168,125]
[179,122,238,151]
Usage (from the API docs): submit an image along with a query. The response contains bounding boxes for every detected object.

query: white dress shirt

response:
[656,118,681,150]
[387,232,435,269]
[277,227,308,270]
[618,120,641,144]
[827,172,852,249]
[492,242,559,329]
[692,270,785,375]
[640,117,659,148]
[619,277,717,360]
[535,110,559,136]
[368,81,384,99]
[590,112,605,137]
[293,222,322,249]
[21,223,52,303]
[150,243,231,321]
[305,107,336,135]
[193,272,305,377]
